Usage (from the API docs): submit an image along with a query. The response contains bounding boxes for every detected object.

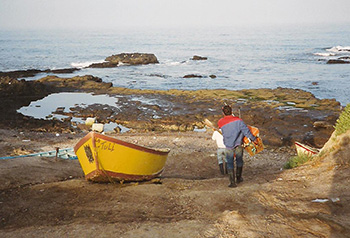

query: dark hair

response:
[222,105,232,116]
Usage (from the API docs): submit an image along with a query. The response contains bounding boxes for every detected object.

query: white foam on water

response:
[326,46,350,53]
[313,52,335,57]
[71,60,105,68]
[161,59,188,66]
[117,62,129,66]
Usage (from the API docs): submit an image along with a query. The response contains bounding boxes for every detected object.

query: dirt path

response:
[0,129,349,237]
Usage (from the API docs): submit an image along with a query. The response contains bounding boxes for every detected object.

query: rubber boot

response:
[224,162,228,174]
[228,169,237,188]
[236,166,243,183]
[219,163,225,175]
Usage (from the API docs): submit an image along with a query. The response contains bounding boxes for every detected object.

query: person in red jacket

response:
[218,105,257,187]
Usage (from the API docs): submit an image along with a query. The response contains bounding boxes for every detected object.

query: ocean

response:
[1,24,349,105]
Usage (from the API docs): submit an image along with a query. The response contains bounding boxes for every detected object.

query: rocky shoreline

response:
[0,71,341,149]
[0,53,160,79]
[0,52,343,149]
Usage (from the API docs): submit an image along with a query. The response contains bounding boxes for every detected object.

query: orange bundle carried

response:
[243,126,264,156]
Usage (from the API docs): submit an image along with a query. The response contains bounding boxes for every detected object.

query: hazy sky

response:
[1,0,350,30]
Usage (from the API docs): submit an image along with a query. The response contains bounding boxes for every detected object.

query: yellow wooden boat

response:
[74,132,170,182]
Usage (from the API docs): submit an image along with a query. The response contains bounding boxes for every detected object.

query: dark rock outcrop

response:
[88,62,119,68]
[0,53,159,77]
[49,68,80,74]
[183,74,203,78]
[0,76,57,130]
[89,53,159,68]
[0,68,80,79]
[327,59,350,64]
[183,74,216,78]
[191,55,207,60]
[37,75,112,91]
[0,69,43,78]
[106,53,159,65]
[0,76,52,98]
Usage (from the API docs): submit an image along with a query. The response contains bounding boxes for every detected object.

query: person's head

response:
[222,105,232,116]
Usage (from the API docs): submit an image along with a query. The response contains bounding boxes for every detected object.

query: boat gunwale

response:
[294,141,319,154]
[74,132,170,156]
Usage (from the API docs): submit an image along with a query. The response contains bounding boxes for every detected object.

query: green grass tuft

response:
[284,155,312,169]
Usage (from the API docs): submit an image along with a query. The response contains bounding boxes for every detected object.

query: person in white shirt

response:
[212,129,227,175]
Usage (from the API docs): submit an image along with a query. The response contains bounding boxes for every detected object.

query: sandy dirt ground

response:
[0,128,349,238]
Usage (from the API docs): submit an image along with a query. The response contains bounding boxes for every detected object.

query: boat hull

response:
[74,132,169,182]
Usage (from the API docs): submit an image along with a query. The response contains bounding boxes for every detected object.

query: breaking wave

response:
[314,46,350,58]
[326,46,350,53]
[71,60,105,68]
[313,52,336,57]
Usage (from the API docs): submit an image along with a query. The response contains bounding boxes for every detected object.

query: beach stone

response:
[313,121,333,129]
[114,126,122,133]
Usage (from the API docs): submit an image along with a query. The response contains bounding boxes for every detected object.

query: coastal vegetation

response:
[334,104,350,136]
[284,154,312,169]
[285,104,350,169]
